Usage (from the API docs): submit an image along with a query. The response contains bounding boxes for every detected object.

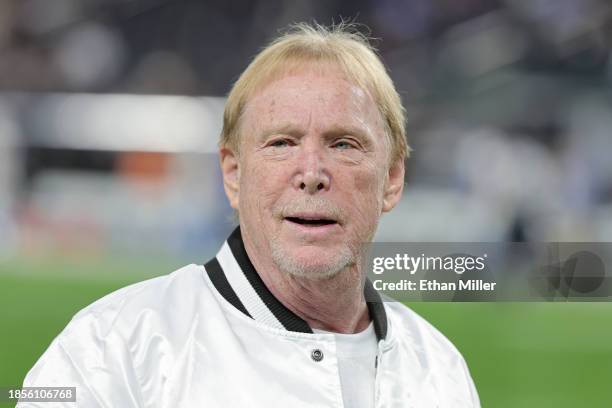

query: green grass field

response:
[1,257,611,407]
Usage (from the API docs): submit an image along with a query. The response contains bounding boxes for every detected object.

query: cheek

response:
[342,165,385,237]
[240,159,288,216]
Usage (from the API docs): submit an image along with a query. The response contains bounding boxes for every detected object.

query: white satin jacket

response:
[18,227,480,407]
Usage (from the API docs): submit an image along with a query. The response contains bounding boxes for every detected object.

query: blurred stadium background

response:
[1,0,612,406]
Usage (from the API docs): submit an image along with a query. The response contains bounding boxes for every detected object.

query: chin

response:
[270,242,353,279]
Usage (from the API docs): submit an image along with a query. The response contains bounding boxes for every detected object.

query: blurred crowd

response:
[1,0,612,259]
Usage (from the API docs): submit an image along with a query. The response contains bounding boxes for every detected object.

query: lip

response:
[282,214,340,239]
[284,212,338,222]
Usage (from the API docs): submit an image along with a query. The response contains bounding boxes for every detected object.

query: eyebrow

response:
[322,124,374,142]
[258,123,375,143]
[258,124,305,141]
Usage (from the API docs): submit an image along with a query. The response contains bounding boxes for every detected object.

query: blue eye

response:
[332,140,354,150]
[270,139,290,147]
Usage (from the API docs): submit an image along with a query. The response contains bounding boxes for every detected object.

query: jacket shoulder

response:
[385,301,466,361]
[63,264,207,340]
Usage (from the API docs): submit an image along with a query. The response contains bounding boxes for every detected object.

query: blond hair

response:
[220,22,410,164]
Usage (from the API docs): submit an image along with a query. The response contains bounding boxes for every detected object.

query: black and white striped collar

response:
[205,227,388,341]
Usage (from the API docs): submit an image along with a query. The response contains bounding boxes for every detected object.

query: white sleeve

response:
[459,354,481,408]
[16,314,144,408]
[16,338,103,408]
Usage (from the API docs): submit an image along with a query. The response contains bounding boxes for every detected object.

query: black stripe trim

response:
[364,278,388,341]
[205,257,252,319]
[227,227,313,333]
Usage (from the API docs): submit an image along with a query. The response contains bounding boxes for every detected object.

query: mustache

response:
[276,197,344,223]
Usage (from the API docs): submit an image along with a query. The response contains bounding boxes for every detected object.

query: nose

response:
[292,144,330,194]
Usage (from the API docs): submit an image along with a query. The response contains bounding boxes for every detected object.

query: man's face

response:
[221,65,404,279]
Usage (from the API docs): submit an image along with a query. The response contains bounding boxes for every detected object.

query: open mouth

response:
[285,217,337,227]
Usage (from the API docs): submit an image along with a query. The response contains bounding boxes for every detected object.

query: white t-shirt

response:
[314,322,378,408]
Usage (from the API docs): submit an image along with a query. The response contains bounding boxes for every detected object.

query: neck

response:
[243,238,370,334]
[266,268,371,334]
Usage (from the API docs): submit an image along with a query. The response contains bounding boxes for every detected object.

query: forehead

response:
[241,65,383,134]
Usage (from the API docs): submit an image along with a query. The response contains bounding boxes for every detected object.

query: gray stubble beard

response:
[269,236,357,280]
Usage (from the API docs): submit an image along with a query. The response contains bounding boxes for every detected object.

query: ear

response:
[220,147,240,210]
[382,159,405,213]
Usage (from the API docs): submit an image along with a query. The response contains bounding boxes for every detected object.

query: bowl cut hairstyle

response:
[220,22,410,165]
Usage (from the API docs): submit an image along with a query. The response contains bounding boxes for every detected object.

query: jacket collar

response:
[205,227,388,341]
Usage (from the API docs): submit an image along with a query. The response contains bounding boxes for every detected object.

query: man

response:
[19,23,480,407]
